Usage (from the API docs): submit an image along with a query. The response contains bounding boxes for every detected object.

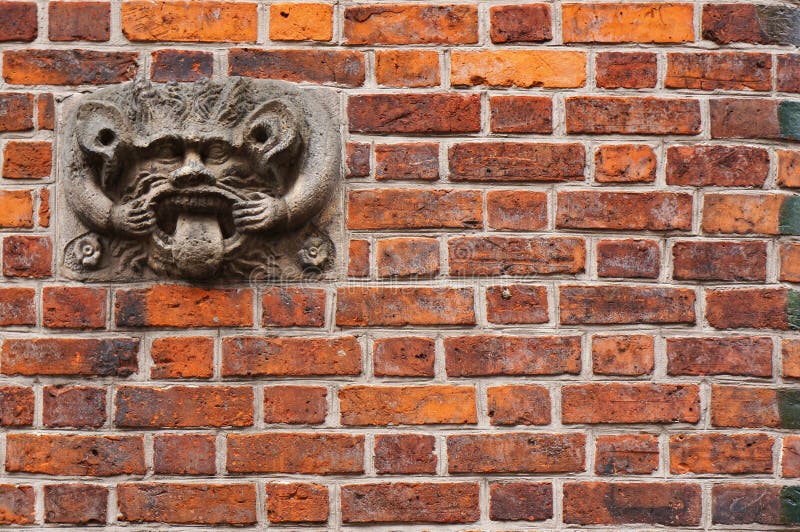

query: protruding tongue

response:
[171,213,224,278]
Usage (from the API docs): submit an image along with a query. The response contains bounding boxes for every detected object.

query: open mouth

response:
[155,192,237,239]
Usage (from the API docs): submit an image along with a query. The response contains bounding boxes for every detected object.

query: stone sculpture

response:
[58,76,341,281]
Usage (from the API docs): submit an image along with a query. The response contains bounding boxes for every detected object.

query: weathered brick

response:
[0,386,33,426]
[37,187,50,226]
[451,50,585,88]
[375,143,438,181]
[348,189,481,229]
[562,383,700,424]
[262,287,325,327]
[336,287,475,327]
[449,142,584,182]
[566,96,701,135]
[153,434,216,475]
[1,338,138,376]
[43,286,106,329]
[711,484,783,525]
[150,336,213,379]
[43,385,105,428]
[597,239,660,279]
[266,483,328,523]
[37,94,54,129]
[44,484,107,525]
[486,190,547,231]
[264,385,327,424]
[0,485,34,525]
[783,436,800,477]
[710,98,780,139]
[778,54,800,93]
[375,50,439,87]
[667,145,770,187]
[487,385,550,426]
[2,140,51,179]
[486,284,549,324]
[340,385,476,425]
[490,4,552,43]
[3,235,51,278]
[377,237,439,278]
[557,191,692,231]
[49,2,110,41]
[0,288,35,326]
[222,336,361,377]
[595,434,659,475]
[448,433,585,473]
[560,285,696,325]
[0,190,33,228]
[115,285,253,327]
[3,50,138,85]
[227,433,363,474]
[445,335,581,376]
[564,482,701,526]
[345,142,369,178]
[490,482,552,522]
[596,52,657,89]
[349,94,480,134]
[448,236,585,276]
[0,2,37,42]
[121,1,257,42]
[563,3,694,43]
[779,149,800,188]
[6,434,144,476]
[341,482,479,524]
[229,49,364,87]
[670,433,774,474]
[151,49,213,82]
[592,335,654,376]
[706,288,789,330]
[784,339,800,379]
[703,4,779,44]
[348,239,370,277]
[711,385,779,427]
[672,240,767,281]
[344,4,478,45]
[489,95,552,133]
[269,3,332,41]
[115,385,253,428]
[118,483,256,525]
[666,52,772,90]
[667,336,772,377]
[702,193,783,234]
[374,434,436,474]
[373,337,435,377]
[0,93,34,132]
[595,144,656,183]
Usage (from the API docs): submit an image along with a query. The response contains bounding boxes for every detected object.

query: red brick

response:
[222,336,361,377]
[702,4,773,44]
[711,385,779,427]
[151,49,213,82]
[349,94,480,134]
[560,285,695,325]
[348,189,481,230]
[6,434,144,476]
[3,235,51,277]
[597,239,660,279]
[377,237,439,278]
[0,485,34,525]
[451,50,586,88]
[37,94,54,130]
[115,285,253,327]
[711,483,783,525]
[347,239,370,277]
[595,144,656,183]
[229,49,364,87]
[266,483,328,523]
[0,93,34,132]
[2,141,51,179]
[227,433,363,474]
[43,287,106,329]
[153,434,216,475]
[0,2,37,42]
[448,236,585,276]
[595,434,659,475]
[445,335,581,376]
[490,482,552,521]
[336,287,475,327]
[487,385,550,426]
[118,483,256,525]
[49,2,110,41]
[345,143,370,178]
[673,240,767,281]
[702,193,783,235]
[341,482,479,524]
[667,145,770,187]
[43,385,105,428]
[262,287,325,327]
[121,1,257,42]
[344,4,478,45]
[448,433,585,473]
[778,54,800,93]
[374,434,436,474]
[115,385,253,428]
[3,50,138,85]
[269,3,332,41]
[340,385,476,426]
[710,98,780,139]
[264,385,327,424]
[666,52,772,91]
[0,386,33,426]
[596,52,657,89]
[783,436,800,477]
[557,191,692,231]
[486,284,548,324]
[37,187,50,226]
[375,143,438,181]
[1,338,138,376]
[486,190,547,231]
[0,288,35,326]
[670,433,774,474]
[490,4,551,43]
[489,95,552,133]
[706,288,789,330]
[779,149,800,188]
[449,142,584,182]
[375,50,439,88]
[784,339,800,379]
[44,484,107,525]
[566,96,701,135]
[373,337,435,377]
[563,3,694,43]
[564,482,701,526]
[592,335,654,376]
[667,336,772,377]
[150,336,213,379]
[563,383,700,424]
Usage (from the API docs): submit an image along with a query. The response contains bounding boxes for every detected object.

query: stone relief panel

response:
[57,77,342,281]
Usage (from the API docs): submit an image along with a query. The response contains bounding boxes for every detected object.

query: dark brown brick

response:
[597,239,660,279]
[596,52,657,88]
[49,2,110,41]
[673,240,767,281]
[0,2,37,42]
[349,94,480,134]
[153,434,216,475]
[706,288,789,330]
[229,48,364,87]
[0,93,34,132]
[2,235,51,277]
[712,484,782,525]
[0,386,33,426]
[0,288,35,326]
[263,385,327,424]
[376,237,439,278]
[778,54,800,93]
[151,49,213,82]
[490,4,551,43]
[449,142,584,182]
[3,50,138,85]
[560,285,696,325]
[43,286,107,329]
[490,482,553,521]
[667,145,770,187]
[341,482,479,524]
[0,485,34,525]
[374,434,436,474]
[666,52,772,91]
[703,4,773,44]
[43,385,105,428]
[261,287,325,327]
[710,98,780,139]
[115,285,253,327]
[566,96,701,135]
[44,484,107,525]
[348,239,370,277]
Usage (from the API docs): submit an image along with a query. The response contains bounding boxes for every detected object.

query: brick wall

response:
[0,0,799,528]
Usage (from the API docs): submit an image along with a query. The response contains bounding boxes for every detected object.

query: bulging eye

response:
[204,141,231,164]
[154,141,183,164]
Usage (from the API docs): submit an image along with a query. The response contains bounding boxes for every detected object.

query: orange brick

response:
[227,433,363,474]
[784,339,800,379]
[344,4,477,45]
[592,335,654,376]
[563,3,694,43]
[6,434,144,476]
[2,141,51,179]
[118,483,256,525]
[266,483,328,523]
[115,285,253,327]
[563,383,700,424]
[261,287,325,327]
[222,336,361,377]
[487,385,550,426]
[270,3,332,41]
[3,50,138,85]
[263,385,327,424]
[150,336,214,379]
[373,337,435,377]
[702,194,783,235]
[0,190,33,228]
[670,433,774,474]
[486,190,548,231]
[376,50,439,88]
[42,286,106,329]
[336,287,475,327]
[595,144,656,183]
[121,1,257,42]
[451,50,585,88]
[778,149,800,188]
[595,434,659,475]
[339,385,477,426]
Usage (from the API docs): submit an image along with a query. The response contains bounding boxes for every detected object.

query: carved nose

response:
[169,151,215,188]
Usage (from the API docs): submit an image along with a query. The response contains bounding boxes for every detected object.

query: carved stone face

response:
[59,78,340,281]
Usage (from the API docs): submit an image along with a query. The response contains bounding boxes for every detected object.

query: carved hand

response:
[232,194,288,233]
[109,198,156,237]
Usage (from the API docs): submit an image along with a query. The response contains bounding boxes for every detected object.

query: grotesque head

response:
[61,77,340,281]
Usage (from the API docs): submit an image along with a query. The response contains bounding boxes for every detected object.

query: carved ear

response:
[75,101,130,163]
[243,99,301,175]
